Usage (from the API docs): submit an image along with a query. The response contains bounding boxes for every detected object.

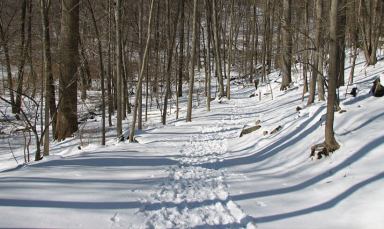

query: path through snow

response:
[139,102,257,228]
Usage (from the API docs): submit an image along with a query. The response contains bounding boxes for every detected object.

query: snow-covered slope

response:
[0,53,383,228]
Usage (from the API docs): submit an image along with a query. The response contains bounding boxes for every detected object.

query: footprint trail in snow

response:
[139,102,257,228]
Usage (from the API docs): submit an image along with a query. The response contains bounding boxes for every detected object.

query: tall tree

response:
[87,0,106,145]
[186,0,198,122]
[129,0,155,142]
[0,5,17,113]
[204,0,212,112]
[347,0,359,85]
[324,0,345,153]
[226,0,234,99]
[162,0,181,125]
[280,0,292,90]
[14,0,27,116]
[115,0,123,138]
[178,0,185,97]
[211,0,225,98]
[40,0,56,155]
[358,0,382,66]
[307,0,323,105]
[56,0,80,141]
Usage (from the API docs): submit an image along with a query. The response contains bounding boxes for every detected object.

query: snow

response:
[0,51,384,228]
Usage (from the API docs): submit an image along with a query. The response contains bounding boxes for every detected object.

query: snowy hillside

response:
[0,53,383,228]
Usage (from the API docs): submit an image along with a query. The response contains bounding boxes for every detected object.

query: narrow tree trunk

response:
[138,0,143,130]
[40,0,56,155]
[324,0,344,152]
[318,49,325,101]
[107,0,113,127]
[186,0,198,122]
[87,0,106,145]
[115,0,123,137]
[212,0,225,98]
[302,0,309,98]
[15,0,27,116]
[280,0,292,90]
[0,28,17,113]
[205,0,212,112]
[162,0,181,125]
[308,0,322,105]
[129,0,155,142]
[226,0,234,99]
[178,0,185,97]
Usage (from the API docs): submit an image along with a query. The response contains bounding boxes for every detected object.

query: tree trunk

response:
[0,26,17,113]
[56,0,80,141]
[138,0,143,130]
[226,0,234,99]
[212,0,224,98]
[280,0,292,90]
[107,0,113,127]
[129,0,155,142]
[178,0,185,97]
[205,0,212,112]
[40,0,56,155]
[308,0,322,105]
[186,0,198,122]
[15,0,27,116]
[324,0,344,152]
[87,0,106,145]
[162,0,181,125]
[115,0,123,137]
[358,0,382,66]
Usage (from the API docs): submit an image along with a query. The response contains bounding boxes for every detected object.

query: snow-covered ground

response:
[0,52,383,228]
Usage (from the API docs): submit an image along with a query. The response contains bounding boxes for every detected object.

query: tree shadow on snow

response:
[231,135,384,201]
[254,171,384,223]
[200,106,326,170]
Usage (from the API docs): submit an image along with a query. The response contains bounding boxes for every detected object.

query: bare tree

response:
[211,0,224,98]
[40,0,56,155]
[14,0,27,116]
[87,0,106,145]
[129,0,155,142]
[358,0,382,66]
[0,4,18,113]
[178,0,185,97]
[56,0,80,141]
[280,0,292,90]
[316,0,346,155]
[115,0,123,138]
[162,0,181,125]
[307,0,323,105]
[186,0,198,122]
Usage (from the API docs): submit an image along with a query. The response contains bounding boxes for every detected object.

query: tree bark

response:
[56,0,80,141]
[0,24,17,113]
[87,0,106,145]
[162,0,181,125]
[205,0,212,112]
[324,0,344,152]
[226,0,234,99]
[186,0,198,122]
[308,0,322,105]
[129,0,155,142]
[280,0,292,90]
[115,0,123,137]
[212,0,224,98]
[178,0,185,97]
[40,0,56,154]
[15,0,27,116]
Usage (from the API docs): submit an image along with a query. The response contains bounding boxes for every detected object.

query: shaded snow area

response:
[0,52,384,229]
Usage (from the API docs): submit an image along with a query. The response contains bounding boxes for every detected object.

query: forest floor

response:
[0,52,383,228]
